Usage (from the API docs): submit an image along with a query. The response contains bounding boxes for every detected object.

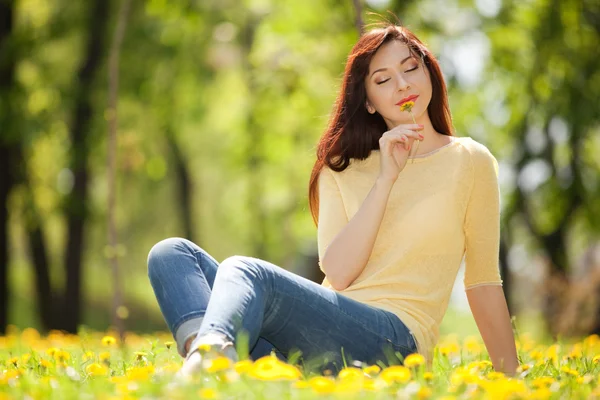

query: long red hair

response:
[308,23,454,226]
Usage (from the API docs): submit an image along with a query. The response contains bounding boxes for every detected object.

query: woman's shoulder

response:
[455,136,497,163]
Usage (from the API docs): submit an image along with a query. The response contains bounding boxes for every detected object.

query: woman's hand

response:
[378,123,424,183]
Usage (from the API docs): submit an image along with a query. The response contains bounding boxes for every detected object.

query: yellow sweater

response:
[317,136,503,364]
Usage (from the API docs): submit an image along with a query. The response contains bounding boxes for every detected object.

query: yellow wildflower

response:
[199,388,218,399]
[308,376,335,394]
[246,355,301,381]
[126,365,155,381]
[99,351,111,362]
[417,386,433,399]
[404,353,425,368]
[204,356,231,373]
[101,336,117,346]
[423,371,434,381]
[234,360,253,374]
[53,350,70,362]
[380,365,411,384]
[531,376,555,388]
[86,363,108,376]
[164,341,174,349]
[363,365,381,375]
[46,347,58,357]
[8,357,18,367]
[338,367,363,381]
[399,100,415,112]
[197,343,212,352]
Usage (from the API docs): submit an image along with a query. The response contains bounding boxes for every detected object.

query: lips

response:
[396,95,419,106]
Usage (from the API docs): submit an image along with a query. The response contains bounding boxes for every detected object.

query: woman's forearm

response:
[466,285,519,375]
[321,177,394,291]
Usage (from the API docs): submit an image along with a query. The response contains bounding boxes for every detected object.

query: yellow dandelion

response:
[486,371,505,380]
[592,355,600,364]
[197,343,212,352]
[204,356,231,373]
[423,371,434,381]
[39,359,52,368]
[126,365,155,381]
[560,365,578,377]
[439,342,460,356]
[198,388,218,399]
[380,365,411,384]
[363,365,381,375]
[82,351,95,361]
[101,336,117,346]
[247,355,301,381]
[516,364,530,373]
[86,363,108,376]
[531,376,555,388]
[99,351,111,362]
[53,350,70,362]
[8,357,18,367]
[417,386,433,399]
[404,353,425,368]
[529,387,552,400]
[338,367,363,381]
[399,100,415,112]
[576,374,593,384]
[308,376,336,394]
[46,347,59,357]
[164,341,174,349]
[464,336,483,354]
[529,350,544,361]
[134,351,147,361]
[234,360,253,374]
[293,380,310,389]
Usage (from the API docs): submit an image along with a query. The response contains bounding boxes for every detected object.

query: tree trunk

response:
[165,128,195,241]
[0,0,16,334]
[61,0,110,332]
[23,186,57,330]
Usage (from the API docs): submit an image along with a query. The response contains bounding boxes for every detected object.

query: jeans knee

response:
[147,237,189,281]
[219,256,266,282]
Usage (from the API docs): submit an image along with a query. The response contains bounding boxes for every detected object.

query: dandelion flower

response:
[85,363,108,376]
[404,353,425,368]
[204,356,231,373]
[101,336,117,346]
[308,376,336,394]
[398,100,420,162]
[380,365,411,384]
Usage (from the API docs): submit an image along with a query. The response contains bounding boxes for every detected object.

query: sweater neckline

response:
[370,136,461,164]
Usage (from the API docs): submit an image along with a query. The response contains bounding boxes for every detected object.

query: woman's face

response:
[364,40,432,129]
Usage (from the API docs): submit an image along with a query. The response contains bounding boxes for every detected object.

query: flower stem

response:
[409,111,420,163]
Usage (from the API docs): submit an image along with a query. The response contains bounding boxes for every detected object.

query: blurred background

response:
[1,0,599,342]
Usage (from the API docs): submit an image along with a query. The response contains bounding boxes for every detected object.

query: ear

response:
[365,100,376,114]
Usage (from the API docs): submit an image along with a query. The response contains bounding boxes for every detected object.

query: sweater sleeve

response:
[317,167,348,273]
[463,142,503,289]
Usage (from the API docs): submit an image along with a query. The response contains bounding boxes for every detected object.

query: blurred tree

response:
[0,0,17,333]
[60,0,111,333]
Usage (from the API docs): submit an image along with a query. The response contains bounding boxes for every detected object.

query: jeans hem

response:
[173,314,205,356]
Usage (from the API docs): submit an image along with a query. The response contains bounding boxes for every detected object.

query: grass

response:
[1,324,600,399]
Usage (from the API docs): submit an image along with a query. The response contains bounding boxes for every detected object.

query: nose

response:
[396,74,410,91]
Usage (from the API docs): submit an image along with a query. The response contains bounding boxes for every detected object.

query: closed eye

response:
[376,66,418,85]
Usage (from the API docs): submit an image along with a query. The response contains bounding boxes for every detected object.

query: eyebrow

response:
[370,55,414,78]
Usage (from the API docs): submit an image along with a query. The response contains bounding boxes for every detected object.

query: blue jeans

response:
[147,238,417,373]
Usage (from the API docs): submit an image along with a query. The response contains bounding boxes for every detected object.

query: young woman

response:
[148,23,519,377]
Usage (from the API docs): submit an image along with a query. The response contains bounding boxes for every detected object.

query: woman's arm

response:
[466,284,519,375]
[320,176,394,291]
